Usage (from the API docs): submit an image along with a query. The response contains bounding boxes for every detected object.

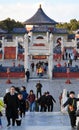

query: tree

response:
[0,18,24,33]
[56,19,79,33]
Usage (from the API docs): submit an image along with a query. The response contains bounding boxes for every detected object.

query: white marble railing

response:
[4,39,17,47]
[29,45,49,50]
[61,89,68,114]
[64,41,76,47]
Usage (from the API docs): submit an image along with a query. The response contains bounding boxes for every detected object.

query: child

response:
[17,93,26,118]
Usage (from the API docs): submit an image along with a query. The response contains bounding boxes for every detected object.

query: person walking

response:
[63,91,79,129]
[46,92,56,112]
[20,86,28,101]
[25,69,30,82]
[31,62,34,72]
[38,92,47,112]
[28,90,35,112]
[36,81,42,98]
[17,93,26,118]
[4,86,19,127]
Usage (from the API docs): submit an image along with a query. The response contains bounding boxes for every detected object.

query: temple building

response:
[0,4,78,79]
[23,4,68,78]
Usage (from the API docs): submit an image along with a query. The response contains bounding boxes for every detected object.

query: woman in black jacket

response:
[63,91,79,129]
[4,86,19,127]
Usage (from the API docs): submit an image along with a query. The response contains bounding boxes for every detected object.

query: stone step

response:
[2,112,72,130]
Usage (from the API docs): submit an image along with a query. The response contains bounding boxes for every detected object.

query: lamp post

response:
[6,68,12,84]
[65,67,71,84]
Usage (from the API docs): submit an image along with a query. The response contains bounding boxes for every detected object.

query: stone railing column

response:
[61,88,68,113]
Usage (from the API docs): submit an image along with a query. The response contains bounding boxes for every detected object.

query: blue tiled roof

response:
[31,26,68,34]
[12,28,27,34]
[31,25,48,33]
[68,34,75,39]
[0,28,7,34]
[24,5,58,25]
[52,28,68,34]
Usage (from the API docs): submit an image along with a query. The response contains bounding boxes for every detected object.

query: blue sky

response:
[0,0,79,22]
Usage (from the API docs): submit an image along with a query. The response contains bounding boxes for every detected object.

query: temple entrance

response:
[29,55,49,78]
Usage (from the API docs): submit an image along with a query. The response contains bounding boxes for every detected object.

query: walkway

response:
[2,112,71,130]
[0,76,79,129]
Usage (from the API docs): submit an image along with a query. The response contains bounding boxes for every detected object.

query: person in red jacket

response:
[28,90,35,111]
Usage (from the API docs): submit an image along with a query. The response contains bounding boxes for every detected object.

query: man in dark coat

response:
[25,69,30,82]
[38,92,47,112]
[63,91,79,129]
[4,86,19,127]
[36,81,42,98]
[46,92,56,112]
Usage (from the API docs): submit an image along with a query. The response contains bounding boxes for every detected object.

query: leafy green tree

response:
[0,18,24,33]
[56,19,79,33]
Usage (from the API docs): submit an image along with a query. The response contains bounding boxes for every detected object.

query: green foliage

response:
[56,19,79,33]
[0,18,79,34]
[0,18,24,33]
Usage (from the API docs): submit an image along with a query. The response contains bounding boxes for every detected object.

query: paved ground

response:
[0,59,79,129]
[0,78,79,129]
[1,112,72,130]
[1,78,79,111]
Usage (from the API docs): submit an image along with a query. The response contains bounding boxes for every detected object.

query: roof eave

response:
[24,22,57,25]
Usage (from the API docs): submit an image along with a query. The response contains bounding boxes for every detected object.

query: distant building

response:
[23,4,69,78]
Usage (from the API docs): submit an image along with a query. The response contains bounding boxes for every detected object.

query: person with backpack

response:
[63,91,79,129]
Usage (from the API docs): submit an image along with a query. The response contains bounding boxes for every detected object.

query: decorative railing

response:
[53,66,79,73]
[0,65,25,72]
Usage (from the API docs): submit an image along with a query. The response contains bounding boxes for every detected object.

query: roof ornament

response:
[39,4,41,9]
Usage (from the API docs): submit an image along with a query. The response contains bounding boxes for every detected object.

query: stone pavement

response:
[1,78,79,111]
[1,112,71,130]
[0,78,79,129]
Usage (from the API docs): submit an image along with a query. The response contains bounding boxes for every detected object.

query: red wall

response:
[0,72,25,78]
[53,72,79,78]
[4,47,16,59]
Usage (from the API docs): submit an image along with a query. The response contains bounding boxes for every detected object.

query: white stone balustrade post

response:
[47,31,49,43]
[61,88,68,113]
[24,34,29,74]
[48,33,53,79]
[15,37,18,60]
[61,37,64,53]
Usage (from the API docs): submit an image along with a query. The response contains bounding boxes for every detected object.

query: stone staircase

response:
[30,69,49,79]
[2,112,73,130]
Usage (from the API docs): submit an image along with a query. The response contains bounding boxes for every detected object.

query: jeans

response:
[30,102,35,112]
[37,91,41,98]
